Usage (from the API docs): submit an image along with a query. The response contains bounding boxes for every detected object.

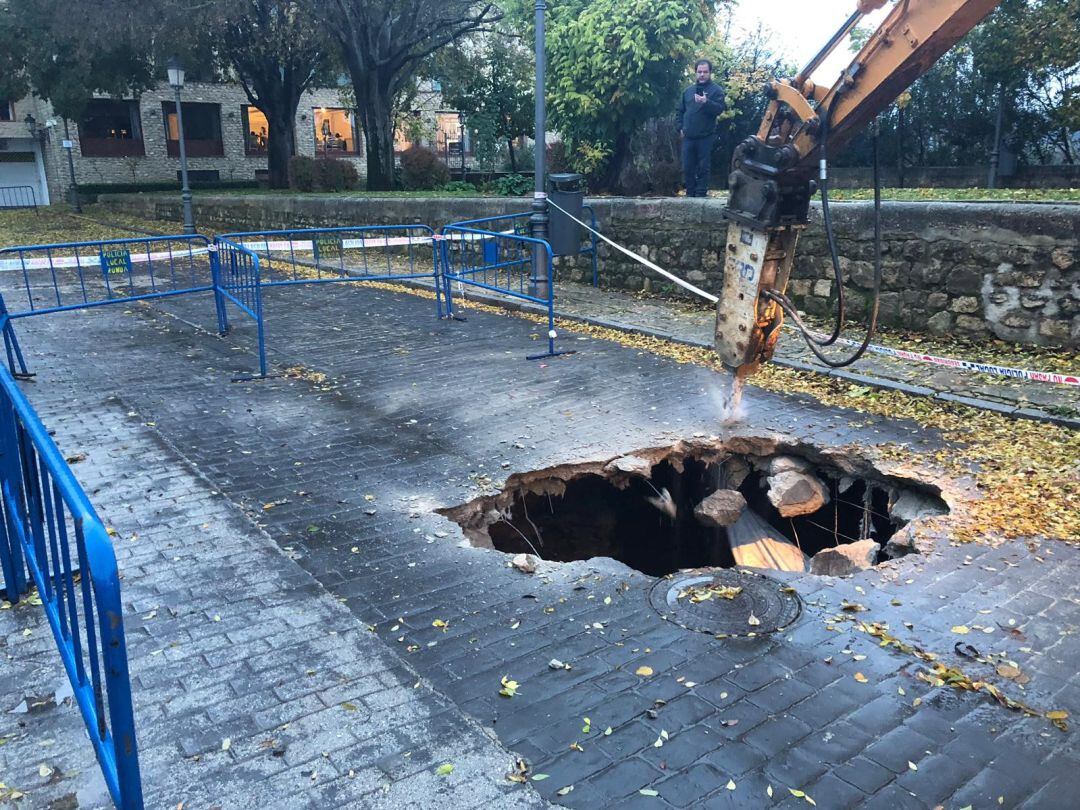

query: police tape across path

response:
[544,198,1079,387]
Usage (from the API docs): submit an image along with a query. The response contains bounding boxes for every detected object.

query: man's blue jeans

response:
[682,134,715,197]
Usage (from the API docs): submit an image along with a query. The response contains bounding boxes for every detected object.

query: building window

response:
[242,105,269,155]
[0,100,13,122]
[313,107,360,155]
[78,99,145,157]
[162,101,223,157]
[434,112,469,158]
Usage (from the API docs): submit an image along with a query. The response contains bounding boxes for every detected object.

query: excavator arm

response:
[716,0,1002,380]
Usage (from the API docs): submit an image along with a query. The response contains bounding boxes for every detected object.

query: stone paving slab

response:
[0,341,543,807]
[0,280,1078,809]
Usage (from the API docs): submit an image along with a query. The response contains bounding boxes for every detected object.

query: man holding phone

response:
[678,59,726,197]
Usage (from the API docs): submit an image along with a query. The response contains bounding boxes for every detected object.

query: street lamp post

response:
[167,57,196,234]
[529,0,549,301]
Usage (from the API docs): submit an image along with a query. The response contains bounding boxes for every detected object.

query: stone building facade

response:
[5,81,470,205]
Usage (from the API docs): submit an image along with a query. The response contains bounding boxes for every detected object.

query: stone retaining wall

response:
[97,193,1080,348]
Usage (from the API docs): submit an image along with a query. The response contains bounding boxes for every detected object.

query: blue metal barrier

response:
[0,364,142,809]
[0,235,266,379]
[214,239,268,378]
[446,209,600,287]
[218,225,445,318]
[440,222,571,360]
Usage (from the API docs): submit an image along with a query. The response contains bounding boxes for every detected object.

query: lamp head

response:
[167,56,185,89]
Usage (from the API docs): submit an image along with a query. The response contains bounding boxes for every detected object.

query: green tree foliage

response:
[0,0,158,121]
[213,1,334,188]
[508,0,716,190]
[320,1,503,190]
[436,32,534,173]
[838,0,1080,170]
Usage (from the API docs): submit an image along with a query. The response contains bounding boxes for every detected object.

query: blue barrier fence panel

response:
[440,223,568,359]
[0,364,143,809]
[214,239,268,378]
[0,235,215,318]
[218,225,445,318]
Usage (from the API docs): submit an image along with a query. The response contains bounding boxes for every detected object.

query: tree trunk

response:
[267,111,295,189]
[355,74,396,190]
[507,138,517,172]
[603,131,632,193]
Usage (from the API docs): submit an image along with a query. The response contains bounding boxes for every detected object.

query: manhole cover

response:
[648,569,802,636]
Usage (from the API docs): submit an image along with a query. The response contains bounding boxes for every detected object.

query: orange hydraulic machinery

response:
[716,0,1002,380]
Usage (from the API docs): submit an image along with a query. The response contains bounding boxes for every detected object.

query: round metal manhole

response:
[648,568,802,636]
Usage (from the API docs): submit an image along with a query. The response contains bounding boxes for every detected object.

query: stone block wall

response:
[96,193,1080,348]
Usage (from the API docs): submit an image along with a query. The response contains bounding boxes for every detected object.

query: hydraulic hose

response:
[768,117,883,369]
[813,90,848,347]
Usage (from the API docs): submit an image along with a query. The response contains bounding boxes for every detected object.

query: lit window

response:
[242,106,270,155]
[313,107,360,155]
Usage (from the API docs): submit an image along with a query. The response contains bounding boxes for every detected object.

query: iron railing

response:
[0,185,38,210]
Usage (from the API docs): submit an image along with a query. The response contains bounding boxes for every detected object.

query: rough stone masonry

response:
[97,193,1080,349]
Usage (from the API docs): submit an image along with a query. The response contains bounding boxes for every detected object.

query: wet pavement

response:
[0,280,1078,808]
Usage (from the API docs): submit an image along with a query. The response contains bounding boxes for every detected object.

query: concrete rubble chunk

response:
[889,490,949,525]
[511,553,538,574]
[768,455,812,476]
[605,454,653,476]
[693,489,747,528]
[766,460,829,518]
[721,457,751,489]
[810,540,880,576]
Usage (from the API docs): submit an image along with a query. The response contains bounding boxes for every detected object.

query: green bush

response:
[400,145,450,190]
[78,180,259,194]
[440,180,477,194]
[289,156,318,191]
[494,174,531,196]
[315,157,360,191]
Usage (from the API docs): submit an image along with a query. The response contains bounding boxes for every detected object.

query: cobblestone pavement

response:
[539,279,1080,424]
[0,281,1078,809]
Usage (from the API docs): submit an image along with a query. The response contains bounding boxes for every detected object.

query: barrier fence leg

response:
[526,261,576,361]
[0,313,31,378]
[209,247,230,335]
[0,402,28,600]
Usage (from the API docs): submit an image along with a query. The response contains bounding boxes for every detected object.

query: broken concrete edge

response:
[420,278,1080,431]
[436,435,954,579]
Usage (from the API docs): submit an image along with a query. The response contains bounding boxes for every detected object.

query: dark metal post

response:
[896,104,905,189]
[459,113,467,181]
[530,0,549,301]
[61,119,82,213]
[987,83,1005,190]
[172,87,196,234]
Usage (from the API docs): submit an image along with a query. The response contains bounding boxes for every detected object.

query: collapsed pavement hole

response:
[438,438,950,577]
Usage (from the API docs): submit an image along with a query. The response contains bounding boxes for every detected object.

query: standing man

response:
[678,59,725,197]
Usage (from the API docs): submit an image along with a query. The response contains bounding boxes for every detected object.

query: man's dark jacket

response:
[678,81,725,138]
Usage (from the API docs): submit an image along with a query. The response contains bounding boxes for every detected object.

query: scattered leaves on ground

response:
[499,676,520,698]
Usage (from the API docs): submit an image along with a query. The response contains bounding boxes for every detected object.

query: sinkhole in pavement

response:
[439,437,950,578]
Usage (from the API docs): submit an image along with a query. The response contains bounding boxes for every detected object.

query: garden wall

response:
[97,193,1080,348]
